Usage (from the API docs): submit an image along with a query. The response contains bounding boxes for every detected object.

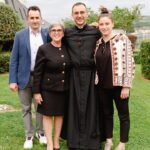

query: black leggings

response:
[98,87,130,143]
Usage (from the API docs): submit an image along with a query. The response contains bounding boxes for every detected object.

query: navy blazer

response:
[9,27,49,90]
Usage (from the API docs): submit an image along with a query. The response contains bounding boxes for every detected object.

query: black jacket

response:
[33,43,71,93]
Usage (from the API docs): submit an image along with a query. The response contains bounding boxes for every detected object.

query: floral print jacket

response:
[94,33,135,88]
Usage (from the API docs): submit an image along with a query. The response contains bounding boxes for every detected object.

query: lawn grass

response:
[0,74,20,109]
[0,65,150,150]
[113,65,150,150]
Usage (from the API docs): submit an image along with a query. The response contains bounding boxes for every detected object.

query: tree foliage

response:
[63,5,141,33]
[111,5,141,32]
[86,8,98,24]
[0,3,23,51]
[63,8,98,27]
[62,18,74,28]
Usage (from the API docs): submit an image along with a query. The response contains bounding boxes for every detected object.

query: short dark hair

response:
[27,6,41,17]
[72,2,87,12]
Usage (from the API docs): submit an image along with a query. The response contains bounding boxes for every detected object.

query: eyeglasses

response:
[50,29,63,33]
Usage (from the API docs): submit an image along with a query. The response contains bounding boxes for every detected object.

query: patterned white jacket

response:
[94,33,135,88]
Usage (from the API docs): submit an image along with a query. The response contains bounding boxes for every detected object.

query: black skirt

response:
[37,90,68,116]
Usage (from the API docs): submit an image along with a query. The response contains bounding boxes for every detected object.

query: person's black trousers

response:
[98,86,130,143]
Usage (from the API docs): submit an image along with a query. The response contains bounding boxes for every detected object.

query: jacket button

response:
[47,78,50,81]
[61,80,64,83]
[61,55,64,58]
[62,71,65,74]
[63,62,66,66]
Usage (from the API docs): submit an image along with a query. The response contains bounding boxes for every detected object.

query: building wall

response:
[5,0,27,23]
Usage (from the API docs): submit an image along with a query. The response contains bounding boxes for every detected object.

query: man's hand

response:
[9,83,18,92]
[120,87,130,99]
[34,93,43,105]
[90,22,99,28]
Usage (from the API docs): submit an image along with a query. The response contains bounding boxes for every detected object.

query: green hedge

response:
[140,40,150,79]
[0,3,23,51]
[133,51,141,64]
[0,52,10,73]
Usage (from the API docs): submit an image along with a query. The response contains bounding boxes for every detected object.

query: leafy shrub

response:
[0,3,23,51]
[140,40,150,79]
[0,52,10,73]
[133,51,141,64]
[112,5,141,33]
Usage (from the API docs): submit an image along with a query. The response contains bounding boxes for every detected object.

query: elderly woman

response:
[95,8,135,150]
[33,23,71,150]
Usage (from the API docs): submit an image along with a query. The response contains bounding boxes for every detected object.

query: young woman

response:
[33,23,71,150]
[95,8,135,150]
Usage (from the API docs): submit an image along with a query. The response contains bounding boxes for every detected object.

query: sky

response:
[25,0,150,23]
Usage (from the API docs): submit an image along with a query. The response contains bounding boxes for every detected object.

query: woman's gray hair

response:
[48,23,65,32]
